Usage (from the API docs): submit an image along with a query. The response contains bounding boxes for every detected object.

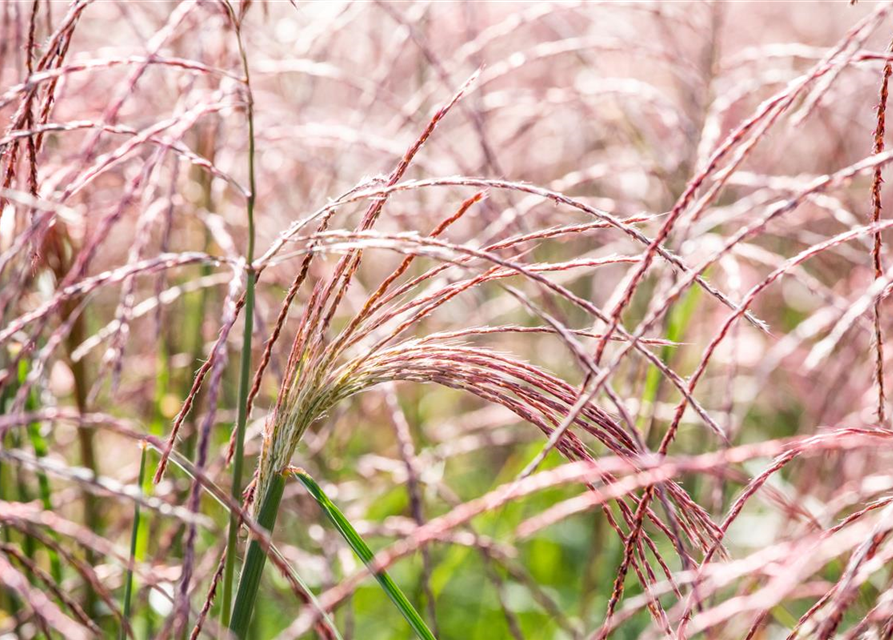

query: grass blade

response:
[19,359,63,583]
[119,441,147,640]
[289,467,437,640]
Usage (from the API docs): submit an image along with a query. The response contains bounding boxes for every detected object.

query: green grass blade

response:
[14,359,63,582]
[638,281,702,446]
[120,441,148,640]
[290,468,437,640]
[222,465,344,640]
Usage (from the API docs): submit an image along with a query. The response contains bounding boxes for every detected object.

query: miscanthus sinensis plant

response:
[7,2,893,639]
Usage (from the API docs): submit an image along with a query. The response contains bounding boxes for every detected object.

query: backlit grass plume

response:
[226,73,723,636]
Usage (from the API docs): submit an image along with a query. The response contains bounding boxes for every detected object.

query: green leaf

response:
[290,467,437,640]
[120,441,147,640]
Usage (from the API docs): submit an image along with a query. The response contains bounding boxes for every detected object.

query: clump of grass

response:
[9,2,893,640]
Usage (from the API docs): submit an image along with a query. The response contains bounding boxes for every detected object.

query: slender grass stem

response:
[65,299,100,615]
[222,272,255,623]
[221,6,258,628]
[0,366,13,617]
[19,359,62,583]
[289,468,437,640]
[228,471,285,639]
[639,283,701,448]
[119,441,147,640]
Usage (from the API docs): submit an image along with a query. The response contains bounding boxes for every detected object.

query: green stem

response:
[65,301,99,616]
[26,420,61,582]
[18,359,62,583]
[228,471,285,639]
[221,12,257,627]
[0,366,12,617]
[291,468,437,640]
[119,442,147,640]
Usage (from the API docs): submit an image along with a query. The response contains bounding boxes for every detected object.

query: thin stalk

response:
[290,468,437,640]
[119,441,147,640]
[182,235,214,461]
[221,7,258,627]
[64,296,99,616]
[25,421,61,582]
[134,339,167,639]
[228,471,285,639]
[639,281,701,448]
[9,429,35,560]
[18,359,62,583]
[0,364,12,617]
